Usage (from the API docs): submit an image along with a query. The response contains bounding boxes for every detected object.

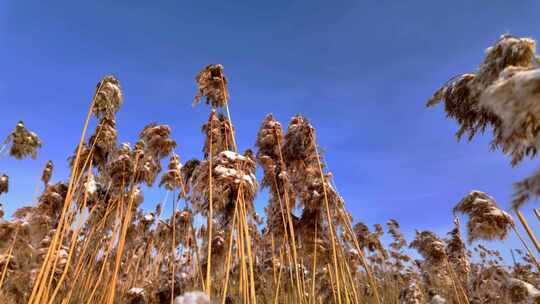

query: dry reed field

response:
[2,34,540,303]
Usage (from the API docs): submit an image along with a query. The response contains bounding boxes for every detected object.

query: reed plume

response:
[193,64,229,108]
[93,75,123,120]
[453,190,514,243]
[0,174,8,196]
[4,121,42,160]
[40,160,54,187]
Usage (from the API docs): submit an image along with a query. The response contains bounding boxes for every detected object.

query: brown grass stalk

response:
[312,141,342,304]
[511,224,540,271]
[516,209,540,254]
[221,187,241,304]
[28,80,103,304]
[274,129,308,302]
[171,191,177,304]
[0,228,18,291]
[205,113,215,297]
[273,249,284,304]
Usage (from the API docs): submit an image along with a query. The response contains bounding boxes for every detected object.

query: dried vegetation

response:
[0,34,540,303]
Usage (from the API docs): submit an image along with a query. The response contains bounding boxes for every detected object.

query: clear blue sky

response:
[1,1,540,256]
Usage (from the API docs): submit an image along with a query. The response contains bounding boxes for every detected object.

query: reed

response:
[1,36,540,302]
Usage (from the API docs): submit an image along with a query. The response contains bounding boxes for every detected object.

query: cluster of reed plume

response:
[1,36,540,303]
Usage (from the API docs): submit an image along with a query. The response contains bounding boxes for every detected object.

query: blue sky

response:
[1,1,540,257]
